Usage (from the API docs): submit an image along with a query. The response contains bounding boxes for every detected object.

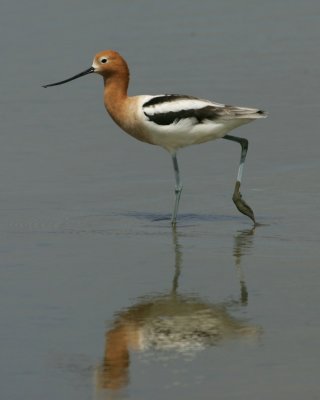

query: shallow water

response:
[1,0,320,399]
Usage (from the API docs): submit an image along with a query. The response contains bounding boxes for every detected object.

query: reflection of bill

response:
[95,228,261,391]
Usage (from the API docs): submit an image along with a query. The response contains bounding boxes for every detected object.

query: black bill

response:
[42,66,95,88]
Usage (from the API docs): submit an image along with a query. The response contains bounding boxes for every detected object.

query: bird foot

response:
[232,182,256,224]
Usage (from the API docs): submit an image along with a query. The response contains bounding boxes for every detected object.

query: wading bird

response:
[43,50,267,225]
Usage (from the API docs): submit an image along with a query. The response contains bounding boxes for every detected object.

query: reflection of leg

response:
[171,152,183,226]
[171,226,182,294]
[239,277,248,306]
[233,228,255,305]
[223,134,255,223]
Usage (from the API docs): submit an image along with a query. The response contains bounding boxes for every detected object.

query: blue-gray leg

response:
[223,135,256,224]
[171,152,183,226]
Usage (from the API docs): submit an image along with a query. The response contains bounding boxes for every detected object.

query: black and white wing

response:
[142,94,266,126]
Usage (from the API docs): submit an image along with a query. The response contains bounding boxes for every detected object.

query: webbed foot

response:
[232,181,255,224]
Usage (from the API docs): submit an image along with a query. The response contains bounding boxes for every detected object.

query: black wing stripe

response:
[143,94,198,108]
[144,106,221,126]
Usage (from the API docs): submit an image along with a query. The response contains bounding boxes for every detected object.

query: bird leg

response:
[223,135,255,224]
[171,152,183,226]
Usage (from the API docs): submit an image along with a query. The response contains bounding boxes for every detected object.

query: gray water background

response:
[1,0,320,399]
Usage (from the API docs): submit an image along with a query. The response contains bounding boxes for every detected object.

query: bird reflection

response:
[95,227,260,392]
[233,227,255,305]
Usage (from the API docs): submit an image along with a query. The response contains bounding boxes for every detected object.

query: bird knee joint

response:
[240,138,248,150]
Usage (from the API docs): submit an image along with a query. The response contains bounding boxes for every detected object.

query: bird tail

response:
[228,106,268,119]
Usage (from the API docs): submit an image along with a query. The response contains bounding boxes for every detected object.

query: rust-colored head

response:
[42,49,129,88]
[92,50,129,79]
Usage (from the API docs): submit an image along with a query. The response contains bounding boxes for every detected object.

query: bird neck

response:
[103,66,129,104]
[103,71,130,126]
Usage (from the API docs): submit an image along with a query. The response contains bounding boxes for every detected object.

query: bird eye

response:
[100,58,108,64]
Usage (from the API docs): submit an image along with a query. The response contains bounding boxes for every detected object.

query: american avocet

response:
[43,50,267,225]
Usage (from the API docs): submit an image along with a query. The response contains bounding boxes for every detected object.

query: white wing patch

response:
[143,97,225,116]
